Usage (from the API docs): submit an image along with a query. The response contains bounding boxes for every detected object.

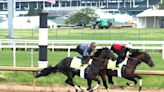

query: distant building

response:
[0,0,160,16]
[137,9,164,28]
[0,16,57,29]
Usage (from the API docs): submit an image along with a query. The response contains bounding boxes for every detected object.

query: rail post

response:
[38,12,48,68]
[0,40,2,50]
[32,71,36,91]
[31,48,34,67]
[13,44,16,67]
[142,44,145,51]
[68,48,71,57]
[25,42,27,51]
[162,44,164,60]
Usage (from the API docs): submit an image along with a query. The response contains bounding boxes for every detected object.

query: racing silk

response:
[111,44,126,54]
[79,44,92,57]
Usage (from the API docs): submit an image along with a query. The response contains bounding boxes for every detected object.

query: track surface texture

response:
[0,83,163,92]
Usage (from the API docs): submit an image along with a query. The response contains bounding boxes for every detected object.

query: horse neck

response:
[128,54,143,70]
[93,53,105,69]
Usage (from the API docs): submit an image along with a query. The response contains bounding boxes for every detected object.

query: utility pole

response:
[8,0,15,39]
[147,0,149,8]
[130,0,132,8]
[133,0,135,8]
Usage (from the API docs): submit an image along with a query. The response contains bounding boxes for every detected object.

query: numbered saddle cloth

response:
[107,57,128,78]
[70,57,82,69]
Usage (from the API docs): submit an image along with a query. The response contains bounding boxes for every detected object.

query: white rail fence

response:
[0,39,164,67]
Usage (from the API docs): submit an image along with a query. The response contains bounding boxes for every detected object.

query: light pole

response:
[147,0,149,8]
[8,0,15,38]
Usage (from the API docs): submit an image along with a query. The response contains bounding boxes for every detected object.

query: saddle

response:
[70,57,93,78]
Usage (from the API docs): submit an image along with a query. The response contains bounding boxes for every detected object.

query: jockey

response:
[111,43,133,67]
[76,42,96,63]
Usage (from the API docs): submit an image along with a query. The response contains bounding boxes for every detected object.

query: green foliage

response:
[158,2,164,9]
[27,5,43,16]
[66,7,97,26]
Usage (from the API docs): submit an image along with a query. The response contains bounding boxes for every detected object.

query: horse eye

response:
[145,56,150,60]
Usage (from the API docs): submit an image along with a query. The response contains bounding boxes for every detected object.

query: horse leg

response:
[125,77,137,87]
[65,77,83,92]
[106,71,114,85]
[107,75,114,85]
[87,79,92,91]
[87,77,101,92]
[63,70,82,92]
[100,74,110,92]
[133,74,142,92]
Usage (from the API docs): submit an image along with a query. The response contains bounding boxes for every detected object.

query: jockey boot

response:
[116,58,122,67]
[81,57,89,66]
[81,60,88,66]
[116,62,119,67]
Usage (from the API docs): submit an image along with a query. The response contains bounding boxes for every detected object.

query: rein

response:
[83,57,106,64]
[128,56,139,61]
[128,55,144,64]
[91,57,106,61]
[128,52,146,62]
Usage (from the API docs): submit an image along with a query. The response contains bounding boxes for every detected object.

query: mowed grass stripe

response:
[0,28,164,40]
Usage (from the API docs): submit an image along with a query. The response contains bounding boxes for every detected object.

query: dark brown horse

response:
[88,50,155,92]
[35,48,116,92]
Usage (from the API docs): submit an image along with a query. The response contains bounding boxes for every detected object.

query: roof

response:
[137,9,164,17]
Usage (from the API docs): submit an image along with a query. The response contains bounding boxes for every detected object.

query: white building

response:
[137,9,164,28]
[0,16,57,29]
[0,0,160,16]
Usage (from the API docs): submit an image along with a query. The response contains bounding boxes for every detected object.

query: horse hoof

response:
[81,89,84,92]
[75,89,78,92]
[139,86,142,92]
[87,87,91,91]
[107,89,110,92]
[120,86,124,90]
[88,89,93,92]
[126,83,130,86]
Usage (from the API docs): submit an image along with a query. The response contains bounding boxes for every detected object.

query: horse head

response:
[140,52,155,67]
[35,65,53,78]
[94,47,116,61]
[130,50,155,68]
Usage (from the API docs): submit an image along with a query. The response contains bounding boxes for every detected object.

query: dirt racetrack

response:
[0,83,163,92]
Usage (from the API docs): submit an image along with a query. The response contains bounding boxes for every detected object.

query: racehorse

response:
[87,50,155,92]
[35,48,116,92]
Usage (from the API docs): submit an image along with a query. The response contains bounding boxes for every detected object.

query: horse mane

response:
[129,49,144,57]
[93,47,109,57]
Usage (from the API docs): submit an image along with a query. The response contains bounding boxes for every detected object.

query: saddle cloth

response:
[107,57,128,70]
[107,57,128,78]
[70,57,91,78]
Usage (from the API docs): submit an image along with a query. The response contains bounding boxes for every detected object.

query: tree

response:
[66,7,98,26]
[158,2,164,9]
[27,5,43,16]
